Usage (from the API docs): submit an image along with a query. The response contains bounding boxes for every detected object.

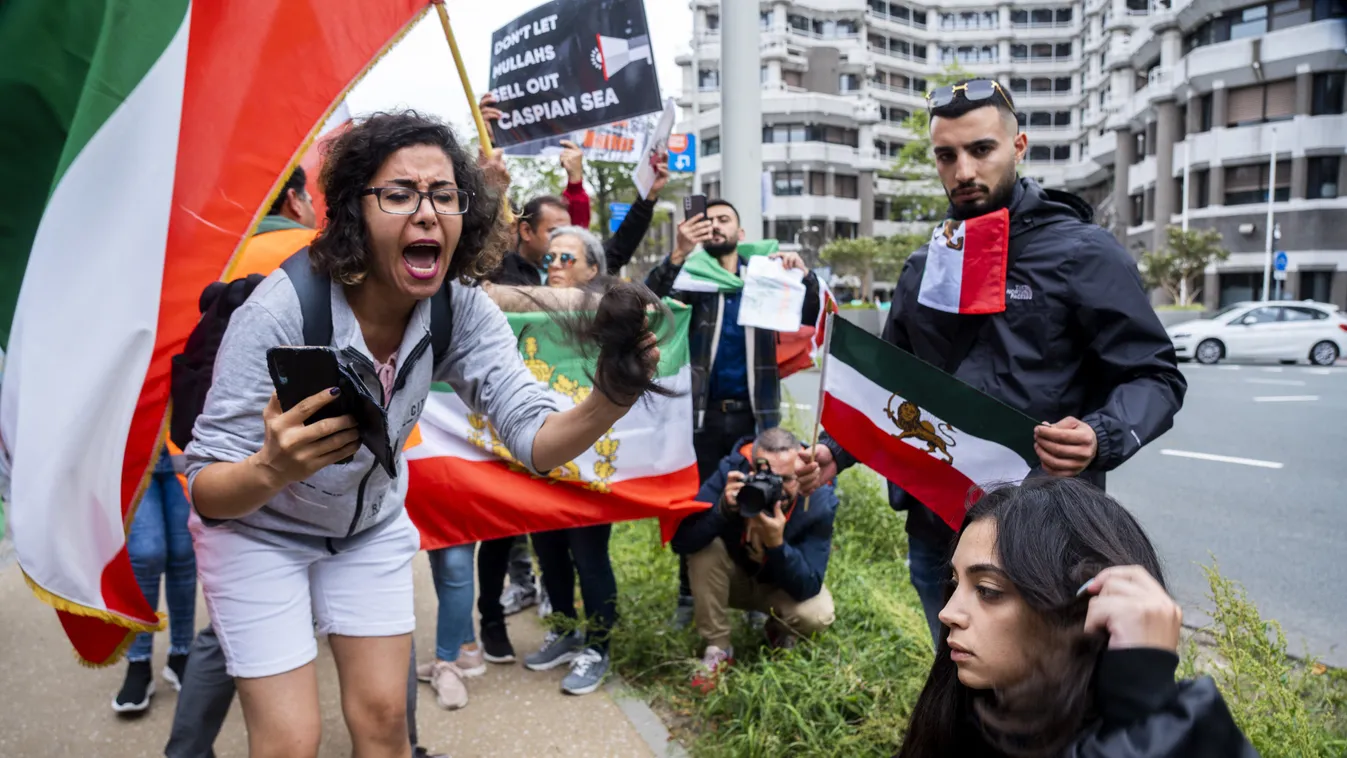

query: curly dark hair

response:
[310,110,508,285]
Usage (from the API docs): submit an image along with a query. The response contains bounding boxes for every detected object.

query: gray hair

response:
[752,427,800,462]
[548,225,605,276]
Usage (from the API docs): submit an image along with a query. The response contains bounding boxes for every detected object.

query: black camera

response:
[738,459,785,518]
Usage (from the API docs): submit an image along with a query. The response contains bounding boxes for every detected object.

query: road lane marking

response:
[1262,367,1284,372]
[1160,449,1283,469]
[1252,395,1320,402]
[1244,378,1307,386]
[1305,368,1333,376]
[1216,366,1241,371]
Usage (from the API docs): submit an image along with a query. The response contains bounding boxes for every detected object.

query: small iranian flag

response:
[0,0,426,665]
[405,303,705,547]
[917,208,1011,314]
[819,316,1039,530]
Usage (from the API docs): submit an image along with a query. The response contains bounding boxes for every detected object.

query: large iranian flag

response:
[819,316,1040,530]
[406,305,704,547]
[0,0,426,665]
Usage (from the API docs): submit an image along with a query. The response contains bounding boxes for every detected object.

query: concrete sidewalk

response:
[0,550,667,757]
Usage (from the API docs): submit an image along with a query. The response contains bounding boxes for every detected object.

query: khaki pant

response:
[686,537,835,650]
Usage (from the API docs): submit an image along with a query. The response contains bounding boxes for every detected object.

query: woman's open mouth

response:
[402,240,441,281]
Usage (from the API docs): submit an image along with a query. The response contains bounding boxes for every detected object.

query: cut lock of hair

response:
[518,278,681,408]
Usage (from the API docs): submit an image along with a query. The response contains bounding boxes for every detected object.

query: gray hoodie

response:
[184,269,558,540]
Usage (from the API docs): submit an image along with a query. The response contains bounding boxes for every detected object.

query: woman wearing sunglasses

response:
[543,225,605,289]
[184,111,659,757]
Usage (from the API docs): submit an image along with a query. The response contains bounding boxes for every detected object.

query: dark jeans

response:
[478,534,535,626]
[127,455,196,662]
[164,625,422,757]
[679,408,757,597]
[532,524,617,654]
[907,531,951,647]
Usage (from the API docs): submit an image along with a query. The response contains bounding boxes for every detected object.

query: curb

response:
[604,674,689,758]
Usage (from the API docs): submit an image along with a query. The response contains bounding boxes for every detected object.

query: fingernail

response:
[330,387,341,396]
[1075,578,1095,598]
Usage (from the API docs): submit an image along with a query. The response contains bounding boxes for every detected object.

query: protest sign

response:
[501,114,657,163]
[739,255,808,332]
[487,0,663,147]
[631,98,675,199]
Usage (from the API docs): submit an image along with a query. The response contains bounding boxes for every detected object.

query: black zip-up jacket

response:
[647,253,820,433]
[825,179,1186,545]
[487,196,656,286]
[915,648,1258,757]
[671,436,838,601]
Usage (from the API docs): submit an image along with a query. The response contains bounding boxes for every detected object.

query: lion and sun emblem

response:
[885,395,956,464]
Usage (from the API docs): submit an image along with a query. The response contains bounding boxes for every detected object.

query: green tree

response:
[821,232,927,297]
[1138,226,1230,306]
[502,157,566,211]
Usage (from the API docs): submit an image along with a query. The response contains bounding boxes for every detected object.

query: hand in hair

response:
[1034,416,1098,476]
[1081,565,1182,652]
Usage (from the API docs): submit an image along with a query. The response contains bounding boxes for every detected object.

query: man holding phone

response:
[647,198,821,625]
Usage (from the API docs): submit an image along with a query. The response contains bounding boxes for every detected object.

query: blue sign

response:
[668,133,696,173]
[609,202,631,234]
[1274,251,1288,271]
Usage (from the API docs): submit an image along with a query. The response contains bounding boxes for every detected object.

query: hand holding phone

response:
[257,388,361,485]
[683,193,707,221]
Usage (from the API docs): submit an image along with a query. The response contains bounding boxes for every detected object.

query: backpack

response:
[169,248,453,449]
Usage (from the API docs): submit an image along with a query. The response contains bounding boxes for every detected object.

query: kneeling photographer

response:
[671,428,837,689]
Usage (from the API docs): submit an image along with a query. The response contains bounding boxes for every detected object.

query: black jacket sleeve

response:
[604,196,656,274]
[1067,228,1188,471]
[1067,649,1258,757]
[800,271,821,329]
[670,459,733,556]
[645,254,683,299]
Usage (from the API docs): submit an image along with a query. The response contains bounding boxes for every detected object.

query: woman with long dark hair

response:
[185,111,661,758]
[898,478,1255,758]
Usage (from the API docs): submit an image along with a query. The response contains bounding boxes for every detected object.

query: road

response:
[784,361,1347,667]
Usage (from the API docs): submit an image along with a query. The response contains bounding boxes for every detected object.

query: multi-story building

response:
[675,0,1347,308]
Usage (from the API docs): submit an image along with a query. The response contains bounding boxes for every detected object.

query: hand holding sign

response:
[560,139,584,183]
[647,152,670,200]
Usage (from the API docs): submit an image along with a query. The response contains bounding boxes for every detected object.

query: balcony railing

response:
[1010,56,1076,64]
[869,81,923,97]
[1011,21,1075,29]
[865,10,928,30]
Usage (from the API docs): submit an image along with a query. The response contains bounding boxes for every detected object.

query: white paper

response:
[738,256,807,332]
[631,98,676,199]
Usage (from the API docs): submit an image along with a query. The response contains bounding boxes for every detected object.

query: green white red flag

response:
[405,305,704,547]
[917,208,1011,314]
[0,0,426,665]
[819,316,1039,530]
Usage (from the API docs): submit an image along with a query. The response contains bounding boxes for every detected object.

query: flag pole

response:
[803,311,836,512]
[432,0,514,223]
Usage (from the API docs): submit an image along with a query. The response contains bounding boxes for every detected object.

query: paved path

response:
[0,552,660,757]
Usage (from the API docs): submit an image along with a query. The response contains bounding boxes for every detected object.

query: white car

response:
[1166,301,1346,366]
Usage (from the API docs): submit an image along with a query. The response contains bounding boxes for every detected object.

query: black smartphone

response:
[266,346,348,425]
[684,193,707,221]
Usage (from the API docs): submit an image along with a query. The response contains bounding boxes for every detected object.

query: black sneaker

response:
[111,660,156,714]
[163,653,189,692]
[481,619,516,664]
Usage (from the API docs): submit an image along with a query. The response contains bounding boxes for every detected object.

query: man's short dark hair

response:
[752,427,800,462]
[706,198,740,224]
[929,78,1018,129]
[520,195,570,231]
[267,165,307,216]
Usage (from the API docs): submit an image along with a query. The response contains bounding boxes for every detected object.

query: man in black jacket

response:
[647,200,821,623]
[800,79,1187,642]
[672,427,837,690]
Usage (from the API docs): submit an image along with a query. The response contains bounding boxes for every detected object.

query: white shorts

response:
[189,509,420,679]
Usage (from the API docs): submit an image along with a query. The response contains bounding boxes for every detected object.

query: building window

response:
[760,11,771,30]
[1133,132,1146,163]
[774,219,804,244]
[1196,93,1213,132]
[706,14,720,31]
[1271,0,1315,28]
[809,125,860,146]
[1054,145,1071,160]
[699,70,719,89]
[1307,156,1340,199]
[809,173,828,196]
[1227,79,1296,126]
[1056,8,1073,23]
[1231,5,1270,38]
[773,171,805,196]
[1224,161,1292,204]
[763,124,807,143]
[835,175,859,198]
[1028,145,1051,161]
[705,180,721,199]
[1300,270,1334,303]
[1129,193,1144,225]
[833,221,859,239]
[703,136,721,156]
[840,73,861,92]
[1311,72,1346,115]
[1144,187,1155,221]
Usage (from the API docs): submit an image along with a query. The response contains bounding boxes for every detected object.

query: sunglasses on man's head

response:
[542,252,578,268]
[926,80,1015,113]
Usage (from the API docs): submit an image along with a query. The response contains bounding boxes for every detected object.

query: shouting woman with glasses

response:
[184,111,661,758]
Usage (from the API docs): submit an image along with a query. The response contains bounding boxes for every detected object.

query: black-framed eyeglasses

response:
[542,252,578,268]
[926,80,1015,113]
[361,187,471,216]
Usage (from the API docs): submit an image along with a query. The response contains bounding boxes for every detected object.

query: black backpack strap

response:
[280,247,333,347]
[428,282,454,367]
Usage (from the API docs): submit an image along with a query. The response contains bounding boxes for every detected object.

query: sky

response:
[347,0,692,138]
